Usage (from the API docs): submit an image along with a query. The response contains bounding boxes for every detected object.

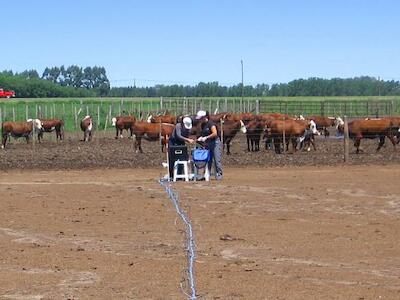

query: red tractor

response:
[0,88,15,98]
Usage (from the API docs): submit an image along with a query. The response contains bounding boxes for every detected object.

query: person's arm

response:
[176,124,194,143]
[204,125,218,140]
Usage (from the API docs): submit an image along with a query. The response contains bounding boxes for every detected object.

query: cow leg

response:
[386,134,397,150]
[38,131,43,143]
[1,134,7,149]
[256,138,260,151]
[135,137,143,153]
[274,138,282,154]
[310,136,317,151]
[285,139,290,152]
[115,128,119,139]
[226,140,231,155]
[354,137,362,153]
[247,137,250,152]
[377,136,386,151]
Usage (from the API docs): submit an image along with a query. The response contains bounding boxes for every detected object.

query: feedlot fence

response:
[0,98,399,132]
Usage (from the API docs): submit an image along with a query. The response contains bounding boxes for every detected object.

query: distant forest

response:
[1,66,400,98]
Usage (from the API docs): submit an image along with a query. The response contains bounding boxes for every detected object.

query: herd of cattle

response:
[2,112,400,154]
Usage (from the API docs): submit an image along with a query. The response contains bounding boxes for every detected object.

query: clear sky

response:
[1,0,399,87]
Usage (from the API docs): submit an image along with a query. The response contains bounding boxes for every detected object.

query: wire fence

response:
[1,98,399,132]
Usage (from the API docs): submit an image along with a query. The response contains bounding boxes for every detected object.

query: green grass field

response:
[1,96,399,131]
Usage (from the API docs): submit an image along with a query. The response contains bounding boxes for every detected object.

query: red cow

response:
[80,116,93,142]
[132,122,175,153]
[265,119,313,154]
[112,115,136,139]
[336,117,396,153]
[38,119,64,142]
[246,120,265,152]
[147,114,177,124]
[1,119,42,148]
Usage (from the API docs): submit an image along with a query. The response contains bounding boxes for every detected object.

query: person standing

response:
[196,110,223,180]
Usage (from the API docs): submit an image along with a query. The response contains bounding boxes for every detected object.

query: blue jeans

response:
[208,139,223,179]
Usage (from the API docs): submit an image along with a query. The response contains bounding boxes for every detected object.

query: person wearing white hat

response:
[196,110,223,180]
[169,116,194,146]
[168,116,195,179]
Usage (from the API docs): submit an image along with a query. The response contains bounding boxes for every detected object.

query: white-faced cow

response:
[1,119,42,149]
[80,116,93,142]
[111,115,136,139]
[37,119,64,142]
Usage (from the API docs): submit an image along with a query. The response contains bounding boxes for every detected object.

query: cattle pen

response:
[1,96,399,132]
[1,97,400,299]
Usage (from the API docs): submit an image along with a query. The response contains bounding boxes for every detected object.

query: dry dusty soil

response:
[0,166,400,299]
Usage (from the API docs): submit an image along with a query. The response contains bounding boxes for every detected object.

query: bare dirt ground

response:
[1,131,400,170]
[1,166,400,299]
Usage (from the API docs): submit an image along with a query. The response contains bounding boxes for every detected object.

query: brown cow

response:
[132,122,175,153]
[1,119,42,148]
[336,117,396,153]
[80,115,93,142]
[265,119,313,154]
[209,112,229,122]
[216,120,247,155]
[225,112,254,124]
[38,119,64,142]
[256,113,291,122]
[246,120,265,152]
[111,115,136,139]
[190,119,246,155]
[147,114,177,124]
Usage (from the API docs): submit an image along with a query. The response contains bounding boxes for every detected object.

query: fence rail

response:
[1,98,399,131]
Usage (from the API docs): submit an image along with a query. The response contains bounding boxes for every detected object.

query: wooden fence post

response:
[97,106,100,130]
[344,116,350,163]
[256,99,260,114]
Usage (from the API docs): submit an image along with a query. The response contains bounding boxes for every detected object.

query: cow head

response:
[239,120,247,133]
[146,115,153,123]
[111,117,117,126]
[309,120,320,135]
[27,119,43,131]
[334,117,345,134]
[334,117,344,129]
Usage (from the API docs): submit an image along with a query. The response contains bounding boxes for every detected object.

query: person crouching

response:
[168,117,195,179]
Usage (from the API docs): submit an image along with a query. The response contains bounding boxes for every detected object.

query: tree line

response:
[0,65,110,97]
[1,67,400,98]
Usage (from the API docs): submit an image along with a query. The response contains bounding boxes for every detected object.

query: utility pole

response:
[378,76,381,97]
[241,60,244,104]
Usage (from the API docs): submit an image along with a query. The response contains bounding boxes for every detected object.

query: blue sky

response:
[1,0,400,87]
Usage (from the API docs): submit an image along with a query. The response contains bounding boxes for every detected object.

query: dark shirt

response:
[169,123,190,145]
[200,120,220,148]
